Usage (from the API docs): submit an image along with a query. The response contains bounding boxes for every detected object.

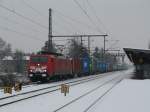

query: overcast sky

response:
[0,0,149,53]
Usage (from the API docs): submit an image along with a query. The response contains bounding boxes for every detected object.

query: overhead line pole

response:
[81,36,83,46]
[104,35,106,54]
[47,8,108,56]
[52,34,108,37]
[52,34,108,56]
[88,36,90,55]
[48,8,53,52]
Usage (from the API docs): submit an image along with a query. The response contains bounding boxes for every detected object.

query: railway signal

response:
[61,84,70,96]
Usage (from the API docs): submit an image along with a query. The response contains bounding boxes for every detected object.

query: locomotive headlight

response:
[30,70,33,72]
[43,70,47,72]
[42,74,46,77]
[29,74,33,77]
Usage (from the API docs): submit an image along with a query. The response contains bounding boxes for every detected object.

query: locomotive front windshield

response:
[30,56,48,63]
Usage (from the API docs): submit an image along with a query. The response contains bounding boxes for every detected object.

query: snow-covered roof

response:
[23,56,30,60]
[2,56,13,60]
[2,56,30,61]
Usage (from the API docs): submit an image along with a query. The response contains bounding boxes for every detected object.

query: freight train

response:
[28,53,118,82]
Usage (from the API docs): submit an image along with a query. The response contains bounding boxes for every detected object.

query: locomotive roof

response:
[30,54,67,59]
[30,51,64,58]
[40,51,63,56]
[124,48,150,64]
[30,54,54,57]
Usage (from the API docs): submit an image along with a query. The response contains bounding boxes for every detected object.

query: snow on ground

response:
[0,71,122,98]
[88,79,150,112]
[0,70,132,112]
[0,74,103,98]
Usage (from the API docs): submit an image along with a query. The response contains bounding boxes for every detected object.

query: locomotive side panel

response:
[72,58,82,76]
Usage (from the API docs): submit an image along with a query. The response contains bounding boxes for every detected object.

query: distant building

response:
[1,55,30,74]
[1,56,15,73]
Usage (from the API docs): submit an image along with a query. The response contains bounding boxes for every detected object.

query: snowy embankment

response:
[0,70,133,112]
[88,79,150,112]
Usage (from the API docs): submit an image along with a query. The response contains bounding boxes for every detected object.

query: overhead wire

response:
[53,12,81,33]
[0,15,47,35]
[0,1,65,51]
[18,0,79,35]
[20,0,48,20]
[53,20,74,34]
[86,0,108,34]
[72,0,104,34]
[53,9,100,32]
[86,0,122,50]
[18,0,80,35]
[0,4,48,29]
[106,40,120,51]
[85,0,122,51]
[0,2,65,42]
[0,25,45,42]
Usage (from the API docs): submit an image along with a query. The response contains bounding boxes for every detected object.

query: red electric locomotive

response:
[28,54,73,82]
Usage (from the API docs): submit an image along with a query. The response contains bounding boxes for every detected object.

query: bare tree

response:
[68,38,89,58]
[13,50,24,73]
[92,46,119,65]
[41,40,57,53]
[0,37,12,59]
[0,37,12,72]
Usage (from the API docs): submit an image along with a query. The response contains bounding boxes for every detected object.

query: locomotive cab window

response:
[31,56,48,63]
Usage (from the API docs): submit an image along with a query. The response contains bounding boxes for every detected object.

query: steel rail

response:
[0,75,101,100]
[83,79,122,112]
[53,75,121,112]
[0,74,106,107]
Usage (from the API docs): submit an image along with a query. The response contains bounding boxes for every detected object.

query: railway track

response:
[83,79,122,112]
[0,74,102,100]
[0,72,109,92]
[0,73,110,107]
[0,81,39,92]
[0,71,122,93]
[52,75,123,112]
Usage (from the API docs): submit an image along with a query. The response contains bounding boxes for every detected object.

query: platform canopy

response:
[124,48,150,64]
